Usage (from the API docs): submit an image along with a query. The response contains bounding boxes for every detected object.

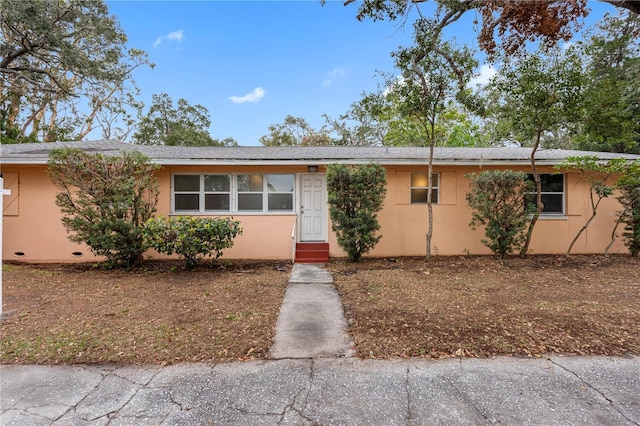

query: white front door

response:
[299,174,327,241]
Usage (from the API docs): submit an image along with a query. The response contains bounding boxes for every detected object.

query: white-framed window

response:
[526,173,565,215]
[266,174,295,212]
[172,173,294,214]
[174,174,203,212]
[411,173,440,204]
[174,174,231,212]
[237,174,264,212]
[204,175,231,211]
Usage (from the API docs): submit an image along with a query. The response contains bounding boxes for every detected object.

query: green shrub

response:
[326,163,387,262]
[466,170,534,259]
[48,148,159,268]
[143,216,243,268]
[616,161,640,256]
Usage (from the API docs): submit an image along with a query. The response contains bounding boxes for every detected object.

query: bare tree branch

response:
[602,0,640,15]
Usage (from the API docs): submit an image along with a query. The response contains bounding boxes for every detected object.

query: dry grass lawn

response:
[330,255,640,359]
[0,261,290,364]
[1,255,639,364]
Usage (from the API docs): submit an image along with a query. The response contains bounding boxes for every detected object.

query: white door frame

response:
[298,173,327,242]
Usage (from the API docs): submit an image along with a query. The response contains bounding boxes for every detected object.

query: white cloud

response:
[153,29,185,48]
[468,64,497,88]
[229,87,267,104]
[322,67,347,86]
[167,30,184,42]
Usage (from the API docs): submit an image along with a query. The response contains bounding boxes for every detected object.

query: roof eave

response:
[0,158,567,166]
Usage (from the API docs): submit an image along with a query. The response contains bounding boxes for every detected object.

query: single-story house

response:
[1,140,638,263]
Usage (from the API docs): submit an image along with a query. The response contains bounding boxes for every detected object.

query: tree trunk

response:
[604,215,623,257]
[567,212,597,256]
[567,186,604,256]
[425,126,435,261]
[30,104,46,141]
[602,0,640,15]
[45,99,59,142]
[520,131,543,257]
[77,85,120,140]
[5,88,23,137]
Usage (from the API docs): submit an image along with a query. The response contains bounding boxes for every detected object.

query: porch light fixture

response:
[307,165,318,173]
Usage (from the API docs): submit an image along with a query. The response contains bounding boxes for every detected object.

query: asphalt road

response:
[2,355,639,425]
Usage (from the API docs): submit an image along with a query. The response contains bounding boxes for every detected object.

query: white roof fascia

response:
[0,158,618,167]
[141,159,566,167]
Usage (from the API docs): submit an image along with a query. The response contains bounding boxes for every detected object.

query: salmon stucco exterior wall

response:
[154,165,303,261]
[364,165,628,258]
[2,165,301,262]
[1,160,631,263]
[2,165,98,262]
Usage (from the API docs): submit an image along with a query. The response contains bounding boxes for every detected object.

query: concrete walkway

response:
[269,263,354,359]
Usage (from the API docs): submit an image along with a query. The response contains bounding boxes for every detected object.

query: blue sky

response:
[107,1,617,146]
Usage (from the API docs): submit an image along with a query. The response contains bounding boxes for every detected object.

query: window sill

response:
[170,211,296,216]
[533,214,568,220]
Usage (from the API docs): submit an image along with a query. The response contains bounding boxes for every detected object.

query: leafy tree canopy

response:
[323,89,389,147]
[574,11,640,154]
[342,0,638,59]
[481,44,585,256]
[259,115,333,146]
[484,46,584,148]
[382,19,478,259]
[132,93,236,146]
[383,20,478,147]
[339,86,492,147]
[1,0,151,143]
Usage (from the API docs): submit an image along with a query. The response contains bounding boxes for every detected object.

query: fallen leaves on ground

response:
[329,255,640,359]
[0,260,290,364]
[1,255,639,364]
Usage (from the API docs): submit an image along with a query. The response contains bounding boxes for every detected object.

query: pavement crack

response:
[19,408,53,422]
[547,358,640,426]
[112,366,161,386]
[441,376,493,425]
[53,368,107,423]
[278,360,315,425]
[405,365,413,424]
[105,368,163,425]
[168,391,190,412]
[278,389,316,425]
[90,410,118,423]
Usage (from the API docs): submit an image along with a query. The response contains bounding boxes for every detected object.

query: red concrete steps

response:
[295,242,329,263]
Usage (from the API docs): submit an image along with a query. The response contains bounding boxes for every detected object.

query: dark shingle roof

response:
[1,140,638,166]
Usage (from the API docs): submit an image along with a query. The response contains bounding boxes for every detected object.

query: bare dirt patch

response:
[329,255,640,359]
[1,261,290,364]
[2,255,639,365]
